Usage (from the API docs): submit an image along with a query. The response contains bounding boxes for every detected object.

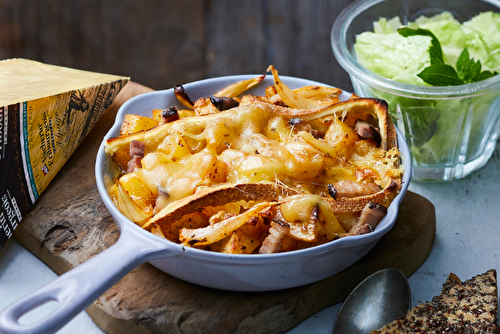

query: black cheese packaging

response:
[0,59,129,251]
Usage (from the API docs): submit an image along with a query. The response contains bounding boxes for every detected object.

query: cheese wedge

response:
[0,58,128,251]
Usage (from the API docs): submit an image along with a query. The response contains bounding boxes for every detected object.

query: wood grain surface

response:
[13,82,436,334]
[0,0,355,92]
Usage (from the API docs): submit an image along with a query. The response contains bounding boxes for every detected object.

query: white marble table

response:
[1,142,499,333]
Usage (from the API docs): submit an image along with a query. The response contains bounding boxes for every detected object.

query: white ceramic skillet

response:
[0,75,411,334]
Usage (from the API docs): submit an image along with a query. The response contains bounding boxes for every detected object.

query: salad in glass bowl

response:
[332,0,500,181]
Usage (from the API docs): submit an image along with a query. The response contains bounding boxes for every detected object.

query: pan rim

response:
[95,74,412,263]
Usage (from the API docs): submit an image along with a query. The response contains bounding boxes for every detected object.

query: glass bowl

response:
[331,0,500,181]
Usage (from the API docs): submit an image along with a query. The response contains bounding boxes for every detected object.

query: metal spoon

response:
[333,268,411,333]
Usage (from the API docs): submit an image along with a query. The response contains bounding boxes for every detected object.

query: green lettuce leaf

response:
[354,30,432,85]
[353,12,500,168]
[373,16,401,34]
[463,12,500,72]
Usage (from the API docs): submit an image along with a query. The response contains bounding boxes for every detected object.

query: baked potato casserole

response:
[104,66,403,254]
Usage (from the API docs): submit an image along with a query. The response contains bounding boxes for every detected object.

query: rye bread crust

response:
[371,269,499,334]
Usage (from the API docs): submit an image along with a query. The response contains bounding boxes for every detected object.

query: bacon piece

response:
[129,140,145,157]
[327,180,382,199]
[349,224,372,236]
[209,96,239,111]
[355,119,381,146]
[358,201,387,227]
[161,107,180,123]
[126,140,145,173]
[126,155,142,173]
[348,201,387,236]
[259,220,290,254]
[289,117,324,138]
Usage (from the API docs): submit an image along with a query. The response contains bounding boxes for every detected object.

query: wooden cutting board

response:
[13,82,436,334]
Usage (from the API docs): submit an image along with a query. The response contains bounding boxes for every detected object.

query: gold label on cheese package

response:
[0,59,128,250]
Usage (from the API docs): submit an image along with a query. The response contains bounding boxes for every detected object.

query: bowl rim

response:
[331,0,500,99]
[96,74,412,263]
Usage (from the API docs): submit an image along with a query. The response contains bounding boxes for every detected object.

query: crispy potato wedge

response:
[119,173,155,214]
[120,114,159,135]
[220,229,264,254]
[193,97,220,116]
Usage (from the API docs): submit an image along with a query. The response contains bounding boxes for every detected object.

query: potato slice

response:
[120,114,158,135]
[269,86,341,107]
[141,182,297,231]
[174,84,195,109]
[119,172,156,213]
[179,202,276,246]
[193,97,220,115]
[156,131,191,162]
[213,75,266,98]
[116,182,152,224]
[267,65,338,109]
[323,118,359,161]
[293,85,342,101]
[280,194,346,242]
[221,227,266,254]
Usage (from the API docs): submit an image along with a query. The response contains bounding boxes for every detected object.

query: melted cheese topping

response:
[106,102,402,226]
[280,194,345,240]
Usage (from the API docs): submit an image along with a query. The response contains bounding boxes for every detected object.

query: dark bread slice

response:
[371,269,498,333]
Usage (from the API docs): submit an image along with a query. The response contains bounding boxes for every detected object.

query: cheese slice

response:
[0,58,129,251]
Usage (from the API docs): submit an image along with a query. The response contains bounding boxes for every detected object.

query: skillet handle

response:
[0,227,169,334]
